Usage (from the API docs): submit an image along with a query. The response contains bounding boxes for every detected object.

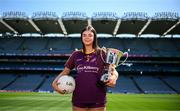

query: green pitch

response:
[0,92,180,111]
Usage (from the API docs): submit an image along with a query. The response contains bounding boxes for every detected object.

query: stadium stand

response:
[38,74,56,92]
[162,76,180,93]
[0,73,17,89]
[46,37,73,54]
[4,74,44,91]
[134,75,176,94]
[108,75,140,93]
[0,11,180,94]
[1,37,179,57]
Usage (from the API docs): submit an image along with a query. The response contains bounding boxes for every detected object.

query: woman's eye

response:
[88,34,93,37]
[83,34,87,37]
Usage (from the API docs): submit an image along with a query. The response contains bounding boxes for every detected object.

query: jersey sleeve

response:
[64,51,76,70]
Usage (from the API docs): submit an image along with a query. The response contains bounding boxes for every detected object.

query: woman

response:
[52,25,118,111]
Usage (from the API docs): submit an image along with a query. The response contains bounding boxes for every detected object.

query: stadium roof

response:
[0,11,179,37]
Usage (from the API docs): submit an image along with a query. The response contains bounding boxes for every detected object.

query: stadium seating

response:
[0,38,24,50]
[108,75,140,93]
[1,37,180,57]
[0,36,180,94]
[4,74,44,91]
[0,11,180,94]
[162,76,180,92]
[0,73,17,89]
[134,75,176,94]
[38,75,56,92]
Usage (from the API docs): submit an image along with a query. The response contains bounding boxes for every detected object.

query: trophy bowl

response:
[100,48,128,83]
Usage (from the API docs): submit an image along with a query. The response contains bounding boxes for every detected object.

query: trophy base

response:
[100,73,110,83]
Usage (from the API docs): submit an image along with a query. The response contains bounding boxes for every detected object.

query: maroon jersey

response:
[65,49,107,104]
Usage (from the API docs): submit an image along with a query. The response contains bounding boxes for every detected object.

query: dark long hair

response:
[80,25,99,54]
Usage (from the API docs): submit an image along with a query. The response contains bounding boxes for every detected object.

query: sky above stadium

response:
[0,0,180,17]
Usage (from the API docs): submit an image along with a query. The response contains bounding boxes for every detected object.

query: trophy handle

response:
[117,51,128,67]
[100,47,107,63]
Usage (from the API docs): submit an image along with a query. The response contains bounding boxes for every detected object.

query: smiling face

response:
[82,30,94,47]
[80,25,98,54]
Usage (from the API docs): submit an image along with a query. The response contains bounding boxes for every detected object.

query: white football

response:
[57,75,75,94]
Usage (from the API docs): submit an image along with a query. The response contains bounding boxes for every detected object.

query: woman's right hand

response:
[52,80,66,94]
[52,67,71,94]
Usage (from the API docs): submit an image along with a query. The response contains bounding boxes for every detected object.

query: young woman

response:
[52,25,118,111]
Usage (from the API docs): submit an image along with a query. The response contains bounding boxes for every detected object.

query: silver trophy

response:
[100,47,128,82]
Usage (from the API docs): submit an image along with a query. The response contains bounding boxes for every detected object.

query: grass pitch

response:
[0,92,179,111]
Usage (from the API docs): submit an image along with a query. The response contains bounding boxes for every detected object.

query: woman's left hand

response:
[106,64,118,87]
